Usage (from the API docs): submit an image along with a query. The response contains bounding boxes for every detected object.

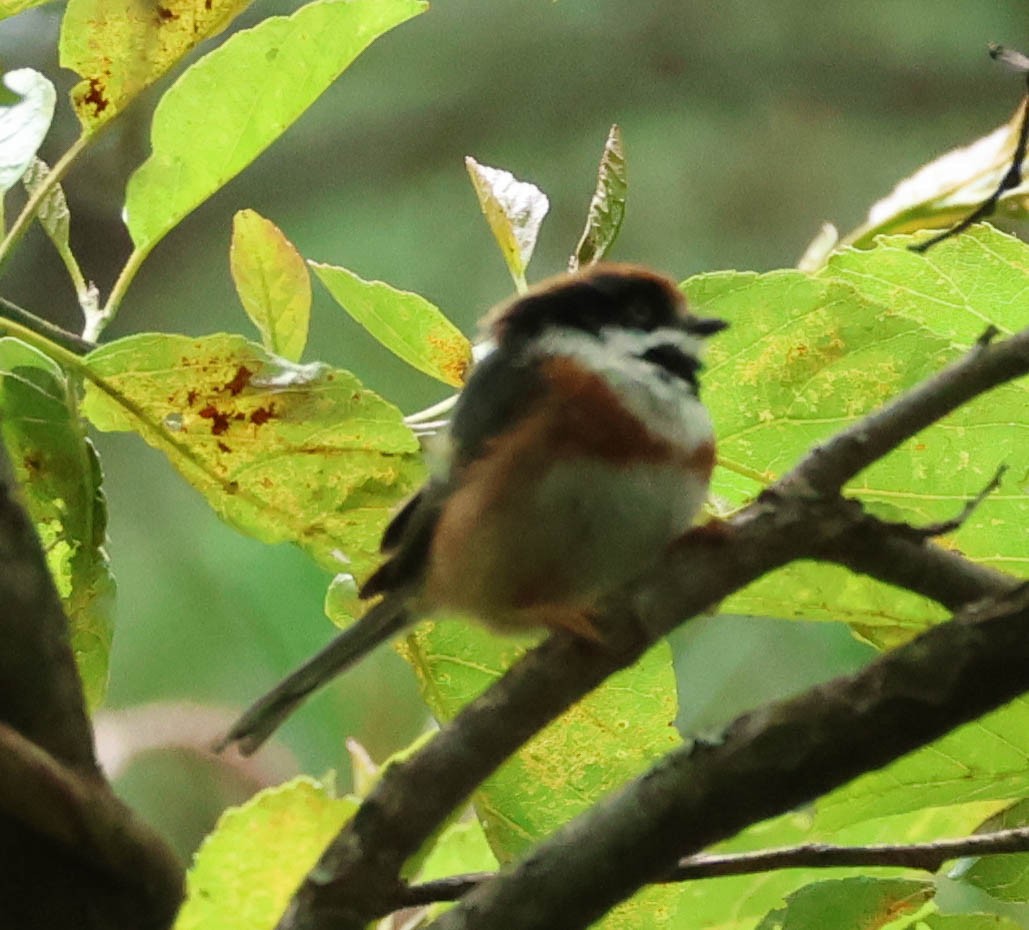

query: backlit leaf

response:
[81,333,422,578]
[842,105,1029,250]
[399,620,684,928]
[173,777,356,930]
[59,0,251,131]
[124,0,426,255]
[465,156,549,290]
[0,68,55,192]
[310,262,472,387]
[569,123,627,271]
[689,225,1027,641]
[755,877,934,930]
[231,209,311,363]
[0,338,114,708]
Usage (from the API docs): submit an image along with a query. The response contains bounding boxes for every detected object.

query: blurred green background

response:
[1,0,1025,858]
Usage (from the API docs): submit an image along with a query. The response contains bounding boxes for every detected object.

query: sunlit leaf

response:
[399,621,684,928]
[842,105,1029,249]
[755,877,934,930]
[689,226,1027,641]
[0,68,55,192]
[817,698,1029,829]
[124,0,426,256]
[945,799,1029,904]
[0,338,114,708]
[310,262,472,387]
[230,210,310,363]
[81,333,423,578]
[59,0,251,131]
[569,123,627,271]
[919,915,1025,930]
[173,777,357,930]
[465,156,549,290]
[22,158,70,251]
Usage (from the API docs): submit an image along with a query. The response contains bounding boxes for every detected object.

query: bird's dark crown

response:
[487,263,725,347]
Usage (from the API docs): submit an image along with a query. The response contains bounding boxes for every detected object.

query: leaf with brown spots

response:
[310,262,471,387]
[81,332,423,578]
[59,0,251,131]
[0,338,114,708]
[687,225,1028,643]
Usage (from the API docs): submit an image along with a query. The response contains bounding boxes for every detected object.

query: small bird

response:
[221,264,727,754]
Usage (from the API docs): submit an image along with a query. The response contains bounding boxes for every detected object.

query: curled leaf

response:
[569,124,627,271]
[465,156,549,290]
[0,68,55,192]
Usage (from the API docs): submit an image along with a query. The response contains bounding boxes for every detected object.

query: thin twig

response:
[0,296,96,355]
[398,827,1029,906]
[278,329,1028,930]
[426,587,1029,930]
[910,45,1029,253]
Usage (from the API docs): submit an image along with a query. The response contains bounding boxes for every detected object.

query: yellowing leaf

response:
[230,210,311,363]
[81,333,423,578]
[0,68,56,192]
[569,124,627,271]
[173,777,357,930]
[124,0,427,256]
[690,225,1028,641]
[0,338,114,708]
[465,156,549,290]
[310,262,471,387]
[59,0,251,130]
[0,0,59,20]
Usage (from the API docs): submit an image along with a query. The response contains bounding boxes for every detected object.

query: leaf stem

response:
[0,133,91,272]
[92,244,150,341]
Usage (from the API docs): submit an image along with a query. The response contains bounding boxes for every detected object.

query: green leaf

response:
[950,800,1029,904]
[689,226,1027,641]
[569,123,627,271]
[0,0,59,20]
[842,105,1029,249]
[124,0,427,256]
[230,210,311,363]
[755,877,934,930]
[0,69,55,192]
[465,156,549,291]
[918,915,1024,930]
[81,332,423,578]
[310,262,472,387]
[59,0,252,131]
[0,338,114,708]
[400,620,684,927]
[173,776,357,930]
[816,698,1029,830]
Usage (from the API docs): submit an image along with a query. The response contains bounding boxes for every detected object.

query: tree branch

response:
[279,328,1028,929]
[0,439,183,927]
[398,826,1029,906]
[428,585,1029,930]
[779,326,1028,497]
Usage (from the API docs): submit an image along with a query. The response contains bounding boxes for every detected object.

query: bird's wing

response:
[361,348,544,600]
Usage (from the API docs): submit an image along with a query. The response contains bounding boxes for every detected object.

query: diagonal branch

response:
[427,586,1029,930]
[779,326,1028,497]
[279,328,1028,930]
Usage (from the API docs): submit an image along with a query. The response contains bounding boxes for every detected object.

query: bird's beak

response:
[682,316,729,337]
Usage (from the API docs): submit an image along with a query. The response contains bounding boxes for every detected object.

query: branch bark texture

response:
[280,327,1028,930]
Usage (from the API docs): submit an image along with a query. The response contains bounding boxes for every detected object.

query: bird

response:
[219,263,727,755]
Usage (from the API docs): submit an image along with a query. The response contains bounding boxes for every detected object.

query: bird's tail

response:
[216,592,414,756]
